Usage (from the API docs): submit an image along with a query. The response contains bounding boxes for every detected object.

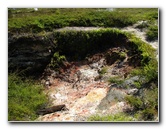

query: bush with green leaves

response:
[8,73,47,121]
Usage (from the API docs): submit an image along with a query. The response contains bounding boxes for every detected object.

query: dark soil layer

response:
[8,28,146,77]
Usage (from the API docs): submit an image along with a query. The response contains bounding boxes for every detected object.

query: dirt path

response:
[121,22,158,60]
[121,23,158,49]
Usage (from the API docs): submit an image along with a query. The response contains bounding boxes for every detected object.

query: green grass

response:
[88,113,135,121]
[146,25,158,41]
[109,76,124,84]
[8,73,47,121]
[124,33,158,121]
[125,95,143,110]
[8,8,158,33]
[125,85,158,121]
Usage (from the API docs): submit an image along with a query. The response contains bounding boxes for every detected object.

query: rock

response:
[45,80,51,88]
[123,76,140,88]
[97,87,126,110]
[37,104,67,115]
[89,62,99,69]
[55,93,61,99]
[127,88,138,95]
[8,33,55,76]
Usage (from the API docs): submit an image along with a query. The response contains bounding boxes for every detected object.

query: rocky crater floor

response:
[36,22,158,122]
[8,21,158,122]
[37,48,133,121]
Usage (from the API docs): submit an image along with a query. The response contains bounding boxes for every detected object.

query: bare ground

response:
[36,22,158,121]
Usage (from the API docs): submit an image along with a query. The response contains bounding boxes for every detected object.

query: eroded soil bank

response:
[8,23,158,121]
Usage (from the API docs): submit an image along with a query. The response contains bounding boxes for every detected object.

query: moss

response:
[53,28,127,60]
[9,24,158,121]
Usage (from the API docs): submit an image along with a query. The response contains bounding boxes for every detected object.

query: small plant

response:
[98,67,107,75]
[49,52,66,69]
[109,76,123,84]
[133,81,142,89]
[119,51,126,59]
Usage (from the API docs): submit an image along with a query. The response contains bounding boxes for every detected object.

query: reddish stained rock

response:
[38,47,137,121]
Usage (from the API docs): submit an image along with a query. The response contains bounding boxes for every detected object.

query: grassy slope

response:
[8,8,158,34]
